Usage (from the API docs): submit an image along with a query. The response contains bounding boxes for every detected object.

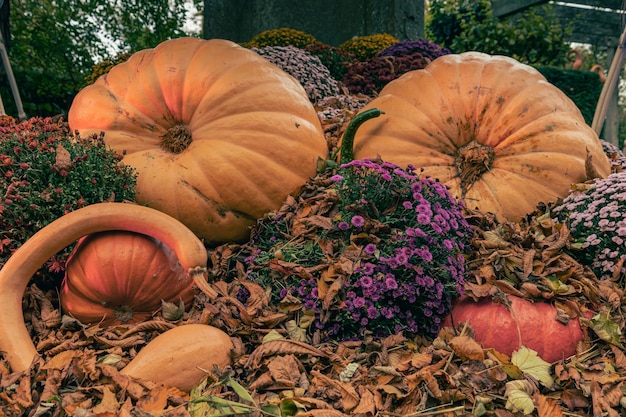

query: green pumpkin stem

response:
[339,108,384,165]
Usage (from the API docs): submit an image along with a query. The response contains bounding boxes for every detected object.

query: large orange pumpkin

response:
[348,52,611,222]
[68,37,328,244]
[443,295,586,363]
[60,231,196,326]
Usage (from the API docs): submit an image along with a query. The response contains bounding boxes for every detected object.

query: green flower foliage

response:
[0,116,137,281]
[338,33,400,62]
[304,42,357,80]
[84,52,133,86]
[244,27,317,48]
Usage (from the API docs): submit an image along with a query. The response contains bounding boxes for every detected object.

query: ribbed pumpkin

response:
[443,295,586,363]
[348,51,611,222]
[60,231,195,325]
[68,37,328,244]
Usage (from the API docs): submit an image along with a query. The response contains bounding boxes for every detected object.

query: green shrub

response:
[304,42,357,80]
[534,66,603,126]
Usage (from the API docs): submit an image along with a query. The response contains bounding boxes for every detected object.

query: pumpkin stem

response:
[339,108,384,165]
[455,141,495,195]
[161,124,193,154]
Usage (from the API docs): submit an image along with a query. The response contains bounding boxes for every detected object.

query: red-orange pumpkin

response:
[349,51,611,222]
[68,37,328,244]
[443,295,586,362]
[60,231,196,326]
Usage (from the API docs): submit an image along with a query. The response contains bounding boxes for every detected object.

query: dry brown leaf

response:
[449,335,485,361]
[99,364,147,400]
[535,393,564,417]
[14,374,34,408]
[322,274,345,309]
[238,280,270,315]
[42,349,81,370]
[55,143,73,170]
[246,339,329,368]
[119,320,177,339]
[92,386,121,414]
[310,370,360,412]
[61,391,92,415]
[352,386,377,415]
[290,396,335,410]
[297,409,349,417]
[267,354,301,387]
[135,385,170,414]
[303,215,334,230]
[269,259,315,279]
[560,388,589,410]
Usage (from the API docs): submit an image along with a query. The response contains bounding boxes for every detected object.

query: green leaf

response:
[504,380,535,415]
[223,376,257,405]
[584,312,624,348]
[261,404,282,417]
[511,347,553,387]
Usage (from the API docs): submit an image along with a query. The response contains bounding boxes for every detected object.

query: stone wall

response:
[203,0,424,46]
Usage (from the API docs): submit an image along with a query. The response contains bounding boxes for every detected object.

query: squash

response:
[347,51,611,222]
[60,231,196,326]
[67,37,329,244]
[0,203,208,373]
[443,295,586,362]
[121,323,233,392]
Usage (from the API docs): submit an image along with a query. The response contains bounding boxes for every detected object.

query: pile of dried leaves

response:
[1,105,625,417]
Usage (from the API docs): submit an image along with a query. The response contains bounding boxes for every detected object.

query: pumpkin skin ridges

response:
[60,231,196,326]
[0,202,208,373]
[68,38,328,244]
[351,51,611,222]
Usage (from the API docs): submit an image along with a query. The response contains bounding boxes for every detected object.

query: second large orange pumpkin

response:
[68,37,328,244]
[349,52,611,222]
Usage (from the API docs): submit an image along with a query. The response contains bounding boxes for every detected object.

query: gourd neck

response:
[339,108,384,165]
[161,123,193,153]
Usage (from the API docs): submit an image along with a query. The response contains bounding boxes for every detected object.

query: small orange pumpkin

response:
[443,295,587,362]
[348,51,611,222]
[60,231,196,326]
[68,37,328,244]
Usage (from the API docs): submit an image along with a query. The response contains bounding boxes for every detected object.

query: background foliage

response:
[0,0,202,118]
[426,0,573,67]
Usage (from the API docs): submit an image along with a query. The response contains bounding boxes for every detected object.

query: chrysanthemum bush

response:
[552,171,626,280]
[244,27,317,49]
[0,116,137,277]
[244,157,472,340]
[338,33,400,61]
[600,139,626,172]
[252,45,342,104]
[341,52,431,96]
[377,38,452,61]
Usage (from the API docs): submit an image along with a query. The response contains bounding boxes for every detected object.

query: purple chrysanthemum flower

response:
[351,215,365,228]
